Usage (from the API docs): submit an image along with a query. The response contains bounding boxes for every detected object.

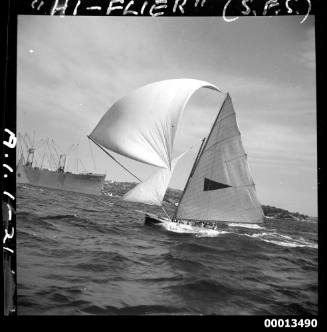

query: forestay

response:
[89,79,220,169]
[175,94,264,223]
[122,152,186,206]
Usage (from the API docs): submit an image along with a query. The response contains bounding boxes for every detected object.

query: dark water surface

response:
[17,183,318,315]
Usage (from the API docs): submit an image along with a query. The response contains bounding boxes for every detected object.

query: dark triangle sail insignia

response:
[203,177,231,191]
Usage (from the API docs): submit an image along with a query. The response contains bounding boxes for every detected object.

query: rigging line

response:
[25,133,32,147]
[161,204,171,221]
[45,154,51,170]
[191,137,206,178]
[78,158,87,172]
[23,133,31,149]
[35,137,43,149]
[51,140,59,159]
[32,130,36,147]
[67,144,78,154]
[88,138,97,171]
[75,145,81,173]
[18,145,23,159]
[67,143,75,154]
[67,144,78,170]
[87,135,142,182]
[41,151,46,168]
[48,152,55,169]
[66,144,74,154]
[46,140,53,160]
[47,141,57,169]
[163,198,175,206]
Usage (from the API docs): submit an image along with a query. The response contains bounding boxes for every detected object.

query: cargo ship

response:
[17,147,105,196]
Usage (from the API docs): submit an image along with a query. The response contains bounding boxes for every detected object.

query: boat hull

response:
[145,215,238,230]
[144,213,167,225]
[17,160,105,196]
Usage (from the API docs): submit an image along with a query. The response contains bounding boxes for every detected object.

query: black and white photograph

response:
[7,3,318,317]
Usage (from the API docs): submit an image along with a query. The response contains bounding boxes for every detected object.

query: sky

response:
[17,15,317,216]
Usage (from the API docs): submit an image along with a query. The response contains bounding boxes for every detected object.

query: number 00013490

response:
[264,319,317,328]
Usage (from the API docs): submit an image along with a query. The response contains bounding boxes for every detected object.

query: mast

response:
[25,148,35,167]
[41,152,46,168]
[191,138,206,177]
[57,154,67,173]
[173,93,228,221]
[172,137,206,220]
[87,135,142,182]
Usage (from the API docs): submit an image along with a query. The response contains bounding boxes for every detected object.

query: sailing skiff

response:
[89,79,264,229]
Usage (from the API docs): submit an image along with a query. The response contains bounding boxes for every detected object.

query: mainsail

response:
[122,152,186,206]
[174,94,264,223]
[89,79,220,169]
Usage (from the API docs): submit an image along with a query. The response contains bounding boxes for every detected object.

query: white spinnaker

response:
[175,94,264,223]
[122,152,186,206]
[89,79,220,169]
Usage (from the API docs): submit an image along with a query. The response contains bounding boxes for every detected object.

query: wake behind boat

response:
[89,79,264,231]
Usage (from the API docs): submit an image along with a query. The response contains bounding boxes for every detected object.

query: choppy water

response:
[17,182,318,315]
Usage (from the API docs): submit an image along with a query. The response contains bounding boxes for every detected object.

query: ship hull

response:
[17,161,105,196]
